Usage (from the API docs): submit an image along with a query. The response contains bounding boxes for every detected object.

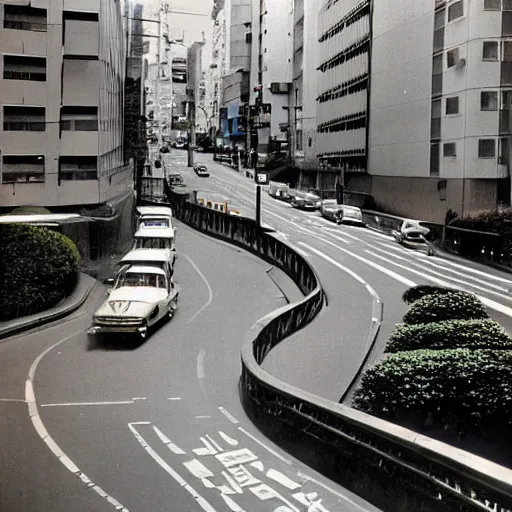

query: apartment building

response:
[249,0,294,162]
[187,40,205,140]
[316,0,371,197]
[369,0,512,222]
[292,0,319,189]
[0,0,129,209]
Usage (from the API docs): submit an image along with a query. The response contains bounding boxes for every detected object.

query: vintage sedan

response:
[392,220,435,255]
[194,164,210,177]
[290,190,321,210]
[88,266,179,339]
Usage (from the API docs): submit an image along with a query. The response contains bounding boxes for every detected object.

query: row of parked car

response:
[268,182,365,226]
[87,206,179,341]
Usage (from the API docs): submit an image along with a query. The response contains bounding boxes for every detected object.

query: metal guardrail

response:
[160,190,512,512]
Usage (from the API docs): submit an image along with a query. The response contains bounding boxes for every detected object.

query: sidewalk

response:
[0,272,97,341]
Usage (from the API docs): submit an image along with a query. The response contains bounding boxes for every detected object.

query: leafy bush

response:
[450,207,512,235]
[0,224,80,321]
[8,206,52,215]
[386,319,512,353]
[403,290,488,324]
[353,349,512,431]
[402,285,459,305]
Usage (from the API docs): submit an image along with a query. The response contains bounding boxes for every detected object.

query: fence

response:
[158,188,512,512]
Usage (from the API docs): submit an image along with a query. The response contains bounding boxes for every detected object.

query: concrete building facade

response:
[369,0,512,222]
[0,0,130,208]
[292,0,319,189]
[249,0,294,161]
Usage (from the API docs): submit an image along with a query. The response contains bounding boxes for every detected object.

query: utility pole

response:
[155,3,163,151]
[188,100,196,167]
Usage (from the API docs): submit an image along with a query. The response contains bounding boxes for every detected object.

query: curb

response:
[0,273,97,341]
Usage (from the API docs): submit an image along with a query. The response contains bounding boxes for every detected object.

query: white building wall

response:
[0,0,128,208]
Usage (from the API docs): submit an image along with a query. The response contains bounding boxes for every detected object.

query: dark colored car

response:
[290,190,321,210]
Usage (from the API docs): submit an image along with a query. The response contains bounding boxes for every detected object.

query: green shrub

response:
[353,349,512,431]
[403,290,488,324]
[402,285,458,305]
[7,206,52,215]
[0,224,80,321]
[450,207,512,235]
[386,319,512,353]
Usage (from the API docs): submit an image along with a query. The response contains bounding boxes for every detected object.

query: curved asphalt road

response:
[0,221,378,512]
[173,151,512,403]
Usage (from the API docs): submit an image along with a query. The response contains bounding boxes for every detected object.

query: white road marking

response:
[206,434,224,452]
[222,470,244,493]
[184,459,215,479]
[168,397,182,401]
[0,398,26,403]
[237,427,292,466]
[183,253,214,324]
[366,248,512,299]
[26,330,130,511]
[219,431,239,446]
[153,425,187,455]
[196,415,212,419]
[221,494,247,512]
[128,423,218,511]
[197,349,206,380]
[40,400,135,407]
[363,250,512,317]
[266,469,301,490]
[250,461,265,472]
[297,471,368,511]
[218,406,240,425]
[132,397,147,401]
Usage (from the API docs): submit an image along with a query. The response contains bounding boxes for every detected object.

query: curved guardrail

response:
[162,187,512,512]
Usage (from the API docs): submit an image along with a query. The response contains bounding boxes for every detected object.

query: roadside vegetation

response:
[0,224,80,321]
[353,285,512,436]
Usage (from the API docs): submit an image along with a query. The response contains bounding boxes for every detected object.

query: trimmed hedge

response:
[386,319,512,353]
[8,206,52,216]
[353,348,512,431]
[403,290,489,324]
[0,224,80,321]
[402,285,459,305]
[449,207,512,235]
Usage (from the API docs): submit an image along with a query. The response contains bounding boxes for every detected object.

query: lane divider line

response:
[153,425,187,455]
[218,406,239,425]
[40,401,135,407]
[182,253,214,324]
[26,329,130,511]
[197,349,206,380]
[128,423,218,512]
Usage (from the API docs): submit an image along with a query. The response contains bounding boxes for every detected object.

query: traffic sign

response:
[255,172,268,185]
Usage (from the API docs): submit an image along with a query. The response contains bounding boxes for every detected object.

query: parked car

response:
[133,226,176,251]
[392,220,434,255]
[338,205,365,226]
[116,249,176,279]
[194,164,210,177]
[290,190,321,210]
[88,266,179,340]
[137,206,173,229]
[268,182,290,200]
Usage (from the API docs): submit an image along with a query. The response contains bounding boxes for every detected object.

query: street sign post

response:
[255,172,268,185]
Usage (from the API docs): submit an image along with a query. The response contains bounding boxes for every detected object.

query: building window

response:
[484,0,512,8]
[60,106,98,131]
[1,155,45,183]
[430,143,440,176]
[3,4,47,32]
[504,41,512,61]
[478,139,496,157]
[447,48,459,67]
[443,142,457,156]
[448,1,464,21]
[3,55,46,81]
[446,96,459,114]
[434,9,445,51]
[481,91,499,110]
[431,99,442,138]
[483,41,499,60]
[296,130,303,151]
[59,156,98,180]
[3,106,45,131]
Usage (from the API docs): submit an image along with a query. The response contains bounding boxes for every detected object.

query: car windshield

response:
[139,217,169,228]
[117,273,166,289]
[133,238,173,250]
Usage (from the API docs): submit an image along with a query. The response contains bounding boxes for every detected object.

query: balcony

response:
[59,156,98,181]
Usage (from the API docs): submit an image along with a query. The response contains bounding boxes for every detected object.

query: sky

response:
[139,0,213,71]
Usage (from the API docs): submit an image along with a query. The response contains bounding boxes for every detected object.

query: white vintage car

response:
[88,265,179,339]
[137,206,173,230]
